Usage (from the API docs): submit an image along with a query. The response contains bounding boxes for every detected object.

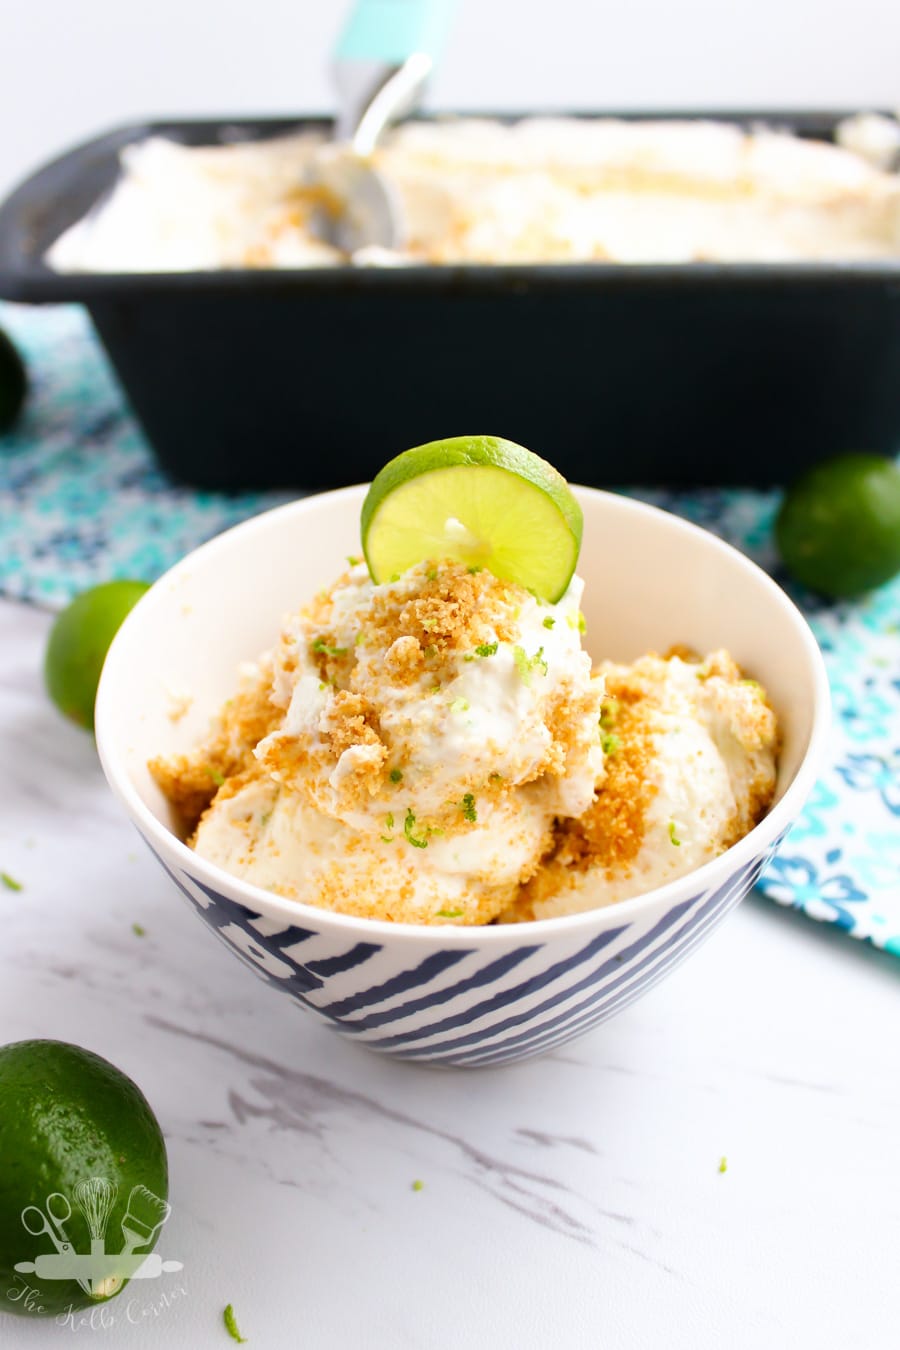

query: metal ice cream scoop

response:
[305,0,455,255]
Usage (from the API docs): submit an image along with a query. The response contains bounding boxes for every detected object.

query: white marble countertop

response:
[1,595,897,1350]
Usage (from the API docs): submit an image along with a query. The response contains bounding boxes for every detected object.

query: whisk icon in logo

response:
[15,1177,182,1296]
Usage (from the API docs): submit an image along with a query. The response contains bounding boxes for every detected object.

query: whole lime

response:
[0,1040,168,1318]
[45,580,150,730]
[775,453,900,599]
[0,327,27,433]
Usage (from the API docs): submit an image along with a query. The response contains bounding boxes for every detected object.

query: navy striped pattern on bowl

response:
[152,840,782,1067]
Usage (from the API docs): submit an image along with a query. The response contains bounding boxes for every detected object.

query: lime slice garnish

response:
[361,436,583,602]
[775,452,900,599]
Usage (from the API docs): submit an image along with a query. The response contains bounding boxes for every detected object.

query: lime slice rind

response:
[361,437,582,602]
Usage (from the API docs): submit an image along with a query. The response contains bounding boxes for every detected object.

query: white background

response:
[1,0,898,196]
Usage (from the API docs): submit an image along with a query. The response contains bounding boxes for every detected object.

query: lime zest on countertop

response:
[1,871,23,891]
[132,922,146,937]
[411,1179,425,1192]
[718,1156,728,1174]
[223,1303,248,1343]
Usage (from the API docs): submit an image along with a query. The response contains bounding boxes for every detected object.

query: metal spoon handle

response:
[333,0,455,146]
[350,53,433,157]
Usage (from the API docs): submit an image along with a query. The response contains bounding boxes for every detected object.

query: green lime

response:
[45,580,150,730]
[0,1040,168,1318]
[775,453,900,599]
[0,327,26,433]
[361,435,583,603]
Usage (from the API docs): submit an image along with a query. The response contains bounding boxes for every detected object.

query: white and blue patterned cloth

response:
[1,301,898,957]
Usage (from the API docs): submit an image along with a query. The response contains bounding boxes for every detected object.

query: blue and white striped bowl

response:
[96,485,830,1067]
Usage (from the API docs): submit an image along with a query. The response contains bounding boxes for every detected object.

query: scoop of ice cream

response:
[186,560,605,924]
[150,563,780,927]
[503,650,778,920]
[48,118,900,273]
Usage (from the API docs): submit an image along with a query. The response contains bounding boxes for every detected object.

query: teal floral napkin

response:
[1,300,898,955]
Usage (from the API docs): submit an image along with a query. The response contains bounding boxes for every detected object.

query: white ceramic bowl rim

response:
[96,484,832,945]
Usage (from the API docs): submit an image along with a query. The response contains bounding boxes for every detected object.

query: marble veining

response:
[146,1014,614,1248]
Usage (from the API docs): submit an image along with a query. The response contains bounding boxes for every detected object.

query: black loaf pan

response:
[1,112,899,490]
